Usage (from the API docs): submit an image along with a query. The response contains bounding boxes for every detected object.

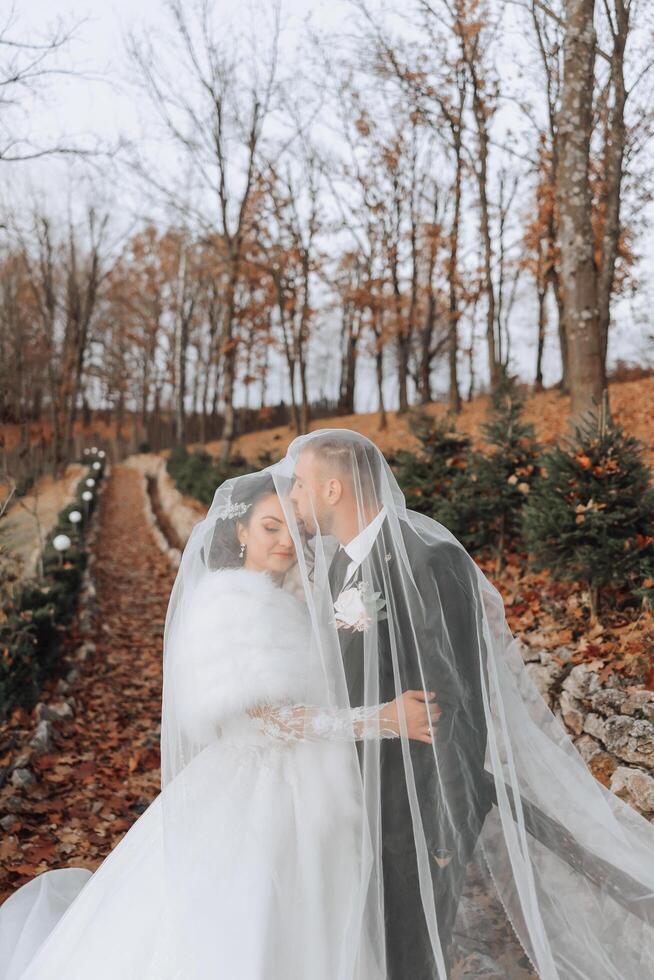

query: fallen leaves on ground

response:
[0,465,173,903]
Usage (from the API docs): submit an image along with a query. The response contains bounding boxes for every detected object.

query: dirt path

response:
[0,465,174,901]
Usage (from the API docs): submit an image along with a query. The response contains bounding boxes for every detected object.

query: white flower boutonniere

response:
[334,580,387,632]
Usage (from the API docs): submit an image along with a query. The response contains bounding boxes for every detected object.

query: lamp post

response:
[81,489,93,518]
[53,533,71,567]
[68,509,83,543]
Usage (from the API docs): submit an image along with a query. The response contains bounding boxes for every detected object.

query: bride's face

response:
[236,493,297,576]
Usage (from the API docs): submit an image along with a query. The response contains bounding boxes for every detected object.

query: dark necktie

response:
[328,546,350,600]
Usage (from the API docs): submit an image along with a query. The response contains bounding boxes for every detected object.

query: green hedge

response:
[0,451,105,719]
[166,446,279,505]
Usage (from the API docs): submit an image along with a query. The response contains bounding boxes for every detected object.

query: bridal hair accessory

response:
[216,499,252,521]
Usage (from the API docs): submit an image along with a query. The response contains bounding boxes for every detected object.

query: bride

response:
[2,427,654,979]
[0,469,433,980]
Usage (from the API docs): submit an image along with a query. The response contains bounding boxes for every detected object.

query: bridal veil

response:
[160,426,654,979]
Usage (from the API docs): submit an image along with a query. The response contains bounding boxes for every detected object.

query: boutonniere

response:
[333,580,387,632]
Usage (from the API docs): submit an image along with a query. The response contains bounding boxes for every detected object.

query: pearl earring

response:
[239,542,246,560]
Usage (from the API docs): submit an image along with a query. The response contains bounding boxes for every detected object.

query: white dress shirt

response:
[340,505,387,588]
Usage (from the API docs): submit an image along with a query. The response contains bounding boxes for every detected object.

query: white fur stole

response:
[172,567,311,745]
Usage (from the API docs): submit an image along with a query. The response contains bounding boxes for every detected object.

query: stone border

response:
[521,641,654,820]
[123,454,203,563]
[140,469,181,567]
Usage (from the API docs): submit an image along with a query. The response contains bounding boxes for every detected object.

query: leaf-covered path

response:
[0,465,174,902]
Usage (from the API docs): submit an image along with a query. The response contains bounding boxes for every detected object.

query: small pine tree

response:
[468,367,542,568]
[390,408,478,545]
[522,401,654,623]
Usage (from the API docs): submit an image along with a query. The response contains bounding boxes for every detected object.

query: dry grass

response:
[0,463,86,580]
[194,376,654,470]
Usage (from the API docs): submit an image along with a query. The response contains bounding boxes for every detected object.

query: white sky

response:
[3,0,653,412]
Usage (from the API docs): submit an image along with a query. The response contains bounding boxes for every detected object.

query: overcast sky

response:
[4,1,653,410]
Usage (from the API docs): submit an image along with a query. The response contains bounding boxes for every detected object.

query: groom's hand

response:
[386,690,441,743]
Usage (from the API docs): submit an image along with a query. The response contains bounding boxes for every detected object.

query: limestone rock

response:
[0,814,19,833]
[29,719,53,754]
[610,766,654,815]
[540,646,574,669]
[10,767,36,789]
[620,689,654,720]
[589,688,627,717]
[13,749,31,768]
[518,640,541,664]
[602,716,654,768]
[76,641,96,662]
[573,734,602,764]
[582,712,606,742]
[524,662,560,698]
[562,663,601,700]
[587,750,619,785]
[36,700,74,723]
[560,690,585,734]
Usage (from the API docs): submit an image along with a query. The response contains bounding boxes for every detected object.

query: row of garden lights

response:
[53,452,106,561]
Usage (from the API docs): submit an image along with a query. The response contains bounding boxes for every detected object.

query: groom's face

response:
[289,449,335,536]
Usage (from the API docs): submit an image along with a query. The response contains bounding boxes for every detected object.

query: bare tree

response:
[13,206,111,471]
[351,0,485,411]
[61,209,111,460]
[256,143,321,435]
[529,1,569,390]
[128,0,281,460]
[0,5,91,163]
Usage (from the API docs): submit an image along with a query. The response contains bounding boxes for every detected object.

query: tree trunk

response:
[535,283,547,392]
[448,123,463,415]
[598,0,629,383]
[376,346,387,430]
[339,304,358,414]
[556,0,605,424]
[219,268,238,463]
[297,255,312,433]
[275,280,299,434]
[419,292,435,405]
[173,251,189,448]
[374,309,387,430]
[468,66,497,390]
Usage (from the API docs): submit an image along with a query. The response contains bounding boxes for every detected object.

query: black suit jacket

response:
[333,514,493,863]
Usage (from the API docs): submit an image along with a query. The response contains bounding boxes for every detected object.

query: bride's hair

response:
[203,473,278,570]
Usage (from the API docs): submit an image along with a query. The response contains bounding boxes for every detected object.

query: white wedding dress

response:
[0,568,389,980]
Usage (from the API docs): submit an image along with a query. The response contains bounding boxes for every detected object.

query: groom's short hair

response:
[304,434,382,503]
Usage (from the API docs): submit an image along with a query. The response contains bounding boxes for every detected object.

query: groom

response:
[289,432,493,978]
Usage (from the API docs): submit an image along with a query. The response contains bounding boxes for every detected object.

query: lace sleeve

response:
[247,702,399,742]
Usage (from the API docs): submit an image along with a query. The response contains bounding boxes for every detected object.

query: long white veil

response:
[160,427,654,979]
